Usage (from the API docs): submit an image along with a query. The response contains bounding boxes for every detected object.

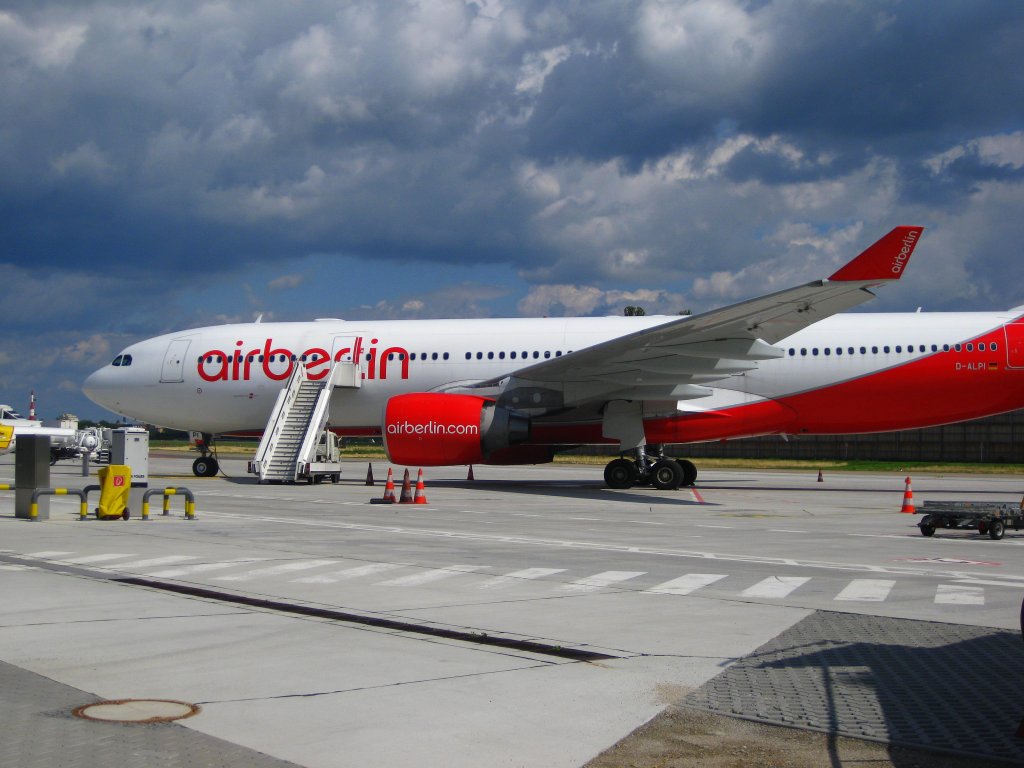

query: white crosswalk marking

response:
[376,565,486,587]
[111,556,199,569]
[293,562,410,584]
[836,579,895,602]
[478,568,567,589]
[646,573,728,596]
[59,554,136,564]
[741,576,810,599]
[147,559,269,578]
[214,560,340,582]
[935,584,985,605]
[561,571,646,592]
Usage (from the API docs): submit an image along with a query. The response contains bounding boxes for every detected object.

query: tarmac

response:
[1,454,1023,767]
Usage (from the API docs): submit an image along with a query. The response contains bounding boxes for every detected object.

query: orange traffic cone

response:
[365,463,375,486]
[380,468,396,503]
[399,469,414,503]
[467,465,475,481]
[413,469,428,504]
[900,476,915,514]
[817,469,824,483]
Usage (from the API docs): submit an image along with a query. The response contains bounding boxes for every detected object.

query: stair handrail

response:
[252,362,309,480]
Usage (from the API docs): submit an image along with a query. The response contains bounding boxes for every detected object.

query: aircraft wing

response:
[469,226,924,407]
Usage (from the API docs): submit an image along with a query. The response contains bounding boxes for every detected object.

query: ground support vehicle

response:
[917,500,1024,540]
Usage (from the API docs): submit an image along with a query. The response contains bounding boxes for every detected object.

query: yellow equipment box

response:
[97,464,132,520]
[0,424,12,450]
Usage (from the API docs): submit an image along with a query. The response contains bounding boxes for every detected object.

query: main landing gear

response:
[191,432,220,477]
[603,445,697,490]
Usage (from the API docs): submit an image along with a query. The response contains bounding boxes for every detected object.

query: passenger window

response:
[991,343,998,352]
[533,351,539,359]
[788,349,795,356]
[812,348,819,356]
[895,346,902,353]
[872,346,878,354]
[443,352,450,360]
[966,343,974,352]
[824,348,830,356]
[476,352,483,359]
[487,352,494,360]
[499,352,505,359]
[954,344,962,352]
[800,348,807,356]
[544,351,551,358]
[978,343,986,352]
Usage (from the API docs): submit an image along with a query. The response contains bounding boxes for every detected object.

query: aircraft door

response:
[331,335,365,385]
[1004,322,1024,369]
[160,338,192,383]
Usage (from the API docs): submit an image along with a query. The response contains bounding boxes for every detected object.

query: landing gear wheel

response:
[192,456,219,477]
[650,459,684,490]
[989,520,1005,540]
[604,458,638,489]
[678,459,697,487]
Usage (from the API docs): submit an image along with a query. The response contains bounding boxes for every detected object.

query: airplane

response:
[0,404,75,456]
[82,226,1024,489]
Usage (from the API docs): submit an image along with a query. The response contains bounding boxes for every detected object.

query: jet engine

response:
[382,393,530,466]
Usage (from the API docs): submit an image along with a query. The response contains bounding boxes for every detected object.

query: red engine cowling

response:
[383,393,530,466]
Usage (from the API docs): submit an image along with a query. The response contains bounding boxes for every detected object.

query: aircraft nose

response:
[83,367,117,410]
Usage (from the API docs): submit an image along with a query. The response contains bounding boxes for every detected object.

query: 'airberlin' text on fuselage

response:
[196,338,409,382]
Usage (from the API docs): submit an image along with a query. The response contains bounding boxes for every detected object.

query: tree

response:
[624,306,646,316]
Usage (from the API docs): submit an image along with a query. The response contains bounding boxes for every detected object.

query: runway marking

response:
[571,517,599,521]
[645,573,727,595]
[935,584,985,605]
[771,530,808,534]
[0,564,31,571]
[214,560,340,582]
[696,525,734,530]
[478,568,567,589]
[627,520,665,526]
[147,559,270,577]
[59,554,136,564]
[196,510,1017,581]
[22,551,74,559]
[112,555,199,569]
[561,571,646,592]
[293,562,409,584]
[740,576,809,599]
[836,579,895,602]
[376,565,487,587]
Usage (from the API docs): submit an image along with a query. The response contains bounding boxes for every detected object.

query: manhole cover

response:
[73,699,200,723]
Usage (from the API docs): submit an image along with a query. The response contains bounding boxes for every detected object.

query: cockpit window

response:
[2,408,22,419]
[111,354,133,367]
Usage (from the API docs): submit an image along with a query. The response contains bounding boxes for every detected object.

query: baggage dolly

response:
[917,500,1024,540]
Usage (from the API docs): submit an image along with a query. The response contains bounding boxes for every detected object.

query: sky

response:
[2,0,1023,421]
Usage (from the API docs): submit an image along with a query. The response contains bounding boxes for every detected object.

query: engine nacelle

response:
[383,393,531,466]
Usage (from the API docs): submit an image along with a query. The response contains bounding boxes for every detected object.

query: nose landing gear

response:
[190,432,220,477]
[603,445,697,490]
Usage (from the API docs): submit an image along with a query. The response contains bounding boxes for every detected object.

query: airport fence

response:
[566,409,1024,464]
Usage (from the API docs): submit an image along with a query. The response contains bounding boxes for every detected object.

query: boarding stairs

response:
[250,359,360,483]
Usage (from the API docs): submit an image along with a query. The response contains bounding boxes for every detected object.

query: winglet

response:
[828,226,924,282]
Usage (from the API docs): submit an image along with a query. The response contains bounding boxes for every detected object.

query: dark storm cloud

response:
[1,0,1023,419]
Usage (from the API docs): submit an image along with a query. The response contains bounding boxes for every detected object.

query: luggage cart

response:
[917,500,1024,540]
